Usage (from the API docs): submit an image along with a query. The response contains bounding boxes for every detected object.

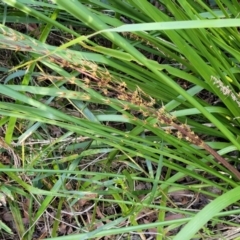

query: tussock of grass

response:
[0,0,240,239]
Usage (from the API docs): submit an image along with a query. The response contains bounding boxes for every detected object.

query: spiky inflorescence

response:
[211,76,240,107]
[42,56,240,180]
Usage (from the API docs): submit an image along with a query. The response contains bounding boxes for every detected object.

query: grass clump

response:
[0,0,240,239]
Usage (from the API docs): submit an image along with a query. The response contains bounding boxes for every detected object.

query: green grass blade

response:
[174,185,240,240]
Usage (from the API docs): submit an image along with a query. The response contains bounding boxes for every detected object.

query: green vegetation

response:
[0,0,240,239]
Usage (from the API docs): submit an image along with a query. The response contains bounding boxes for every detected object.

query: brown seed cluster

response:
[46,56,203,148]
[48,55,157,111]
[38,56,240,179]
[156,108,203,146]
